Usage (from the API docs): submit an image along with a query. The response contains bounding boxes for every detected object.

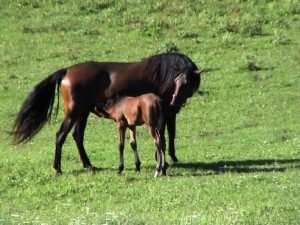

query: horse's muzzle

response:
[169,103,181,113]
[170,95,186,113]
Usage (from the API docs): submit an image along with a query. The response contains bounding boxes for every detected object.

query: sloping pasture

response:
[0,1,299,224]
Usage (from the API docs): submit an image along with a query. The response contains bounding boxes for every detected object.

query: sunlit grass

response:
[0,0,299,224]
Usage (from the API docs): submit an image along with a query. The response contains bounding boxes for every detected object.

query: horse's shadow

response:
[69,158,300,176]
[170,158,300,176]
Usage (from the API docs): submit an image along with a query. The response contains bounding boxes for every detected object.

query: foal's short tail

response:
[11,69,67,144]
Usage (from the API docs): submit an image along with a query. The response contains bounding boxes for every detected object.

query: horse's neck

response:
[127,61,155,81]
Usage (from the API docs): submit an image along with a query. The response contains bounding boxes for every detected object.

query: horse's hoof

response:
[54,167,63,176]
[118,165,124,175]
[86,165,99,173]
[135,164,141,172]
[135,162,141,172]
[171,156,179,164]
[117,168,123,175]
[56,171,63,176]
[154,171,160,178]
[164,161,170,168]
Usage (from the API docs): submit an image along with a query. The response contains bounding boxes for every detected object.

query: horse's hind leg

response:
[72,113,94,171]
[129,127,141,172]
[54,117,75,175]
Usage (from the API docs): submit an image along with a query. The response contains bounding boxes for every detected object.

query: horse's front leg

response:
[167,112,178,163]
[160,134,167,176]
[117,122,126,174]
[156,130,167,177]
[129,126,141,172]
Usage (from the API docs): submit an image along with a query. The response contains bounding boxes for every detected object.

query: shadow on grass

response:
[70,166,115,176]
[68,159,300,176]
[170,158,300,175]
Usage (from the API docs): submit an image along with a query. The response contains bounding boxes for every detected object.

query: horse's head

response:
[148,53,202,113]
[170,69,202,112]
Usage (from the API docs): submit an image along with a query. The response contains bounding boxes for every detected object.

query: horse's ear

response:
[194,69,204,75]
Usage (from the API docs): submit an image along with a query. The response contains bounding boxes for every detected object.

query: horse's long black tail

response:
[11,68,67,144]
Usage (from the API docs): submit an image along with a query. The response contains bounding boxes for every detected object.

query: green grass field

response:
[1,0,299,224]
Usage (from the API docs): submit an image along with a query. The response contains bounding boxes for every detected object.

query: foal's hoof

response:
[154,170,160,178]
[154,170,167,177]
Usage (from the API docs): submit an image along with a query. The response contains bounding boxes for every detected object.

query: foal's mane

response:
[147,53,199,95]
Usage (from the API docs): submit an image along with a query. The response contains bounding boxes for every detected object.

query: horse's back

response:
[64,61,117,85]
[61,61,132,110]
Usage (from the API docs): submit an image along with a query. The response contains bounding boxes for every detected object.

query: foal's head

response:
[95,98,118,118]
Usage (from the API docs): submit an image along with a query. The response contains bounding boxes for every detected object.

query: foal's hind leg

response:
[72,113,94,171]
[155,120,167,163]
[129,126,141,172]
[159,132,167,176]
[54,117,75,175]
[117,122,126,174]
[148,126,165,177]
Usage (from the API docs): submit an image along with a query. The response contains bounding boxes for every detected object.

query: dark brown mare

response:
[94,93,166,177]
[11,52,201,174]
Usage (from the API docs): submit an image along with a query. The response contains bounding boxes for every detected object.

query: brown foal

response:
[94,93,167,177]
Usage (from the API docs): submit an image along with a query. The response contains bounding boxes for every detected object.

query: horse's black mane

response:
[147,53,199,94]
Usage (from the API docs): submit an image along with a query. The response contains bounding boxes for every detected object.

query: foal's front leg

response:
[129,126,141,172]
[117,122,126,174]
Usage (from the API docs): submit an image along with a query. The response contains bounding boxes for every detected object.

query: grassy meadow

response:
[1,0,300,224]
